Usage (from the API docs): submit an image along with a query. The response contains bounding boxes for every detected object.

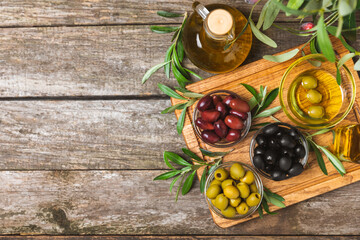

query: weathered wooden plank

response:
[0,100,185,170]
[0,0,318,27]
[0,237,358,240]
[0,170,359,235]
[1,24,356,97]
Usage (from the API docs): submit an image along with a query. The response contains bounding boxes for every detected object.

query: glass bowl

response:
[192,90,251,148]
[250,122,309,180]
[279,54,356,129]
[204,161,263,219]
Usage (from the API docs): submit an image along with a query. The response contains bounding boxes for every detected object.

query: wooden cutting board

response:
[171,37,360,228]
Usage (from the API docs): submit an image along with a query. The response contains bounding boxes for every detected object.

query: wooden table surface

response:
[0,1,359,239]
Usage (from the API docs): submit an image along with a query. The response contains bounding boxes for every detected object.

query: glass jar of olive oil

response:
[331,124,360,163]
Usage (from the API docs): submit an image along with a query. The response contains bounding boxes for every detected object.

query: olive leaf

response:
[263,0,280,30]
[182,92,204,98]
[249,19,277,48]
[336,66,342,85]
[200,148,233,157]
[169,174,182,192]
[326,26,356,52]
[142,61,171,84]
[241,83,259,102]
[257,205,264,218]
[257,0,270,29]
[263,49,299,63]
[177,106,188,135]
[182,148,205,163]
[182,170,197,195]
[150,26,179,34]
[354,58,360,71]
[272,0,311,16]
[337,53,356,68]
[317,14,336,62]
[158,83,187,100]
[338,0,357,16]
[286,0,305,16]
[164,151,192,166]
[262,199,278,215]
[309,141,328,175]
[164,45,174,78]
[154,170,182,180]
[254,106,282,118]
[259,88,279,112]
[318,146,346,176]
[157,11,184,18]
[161,102,187,114]
[200,168,208,193]
[185,68,203,80]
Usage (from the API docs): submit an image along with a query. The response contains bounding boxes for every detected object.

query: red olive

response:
[222,95,235,106]
[212,95,222,106]
[201,130,220,144]
[195,118,214,130]
[226,129,241,142]
[229,99,250,112]
[214,119,228,138]
[229,109,248,120]
[224,115,244,130]
[201,110,220,123]
[197,95,213,111]
[215,102,228,119]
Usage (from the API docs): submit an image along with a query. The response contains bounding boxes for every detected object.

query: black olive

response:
[268,138,280,149]
[271,170,286,181]
[281,148,295,158]
[275,130,284,139]
[294,144,306,158]
[264,164,274,173]
[279,156,292,171]
[255,134,267,146]
[289,128,300,139]
[280,134,296,148]
[288,163,304,176]
[264,150,277,165]
[263,124,279,136]
[254,146,266,155]
[253,154,265,170]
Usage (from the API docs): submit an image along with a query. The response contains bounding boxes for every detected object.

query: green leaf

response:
[263,0,280,30]
[150,26,179,34]
[173,47,189,78]
[264,187,285,202]
[249,19,277,48]
[259,88,279,112]
[257,204,264,218]
[318,146,346,176]
[200,148,233,157]
[208,158,222,174]
[177,106,187,135]
[200,168,208,193]
[268,196,286,208]
[262,199,278,215]
[142,61,171,84]
[310,128,332,137]
[254,106,282,118]
[158,83,187,100]
[327,26,356,52]
[309,141,328,175]
[272,0,311,16]
[286,0,305,16]
[336,66,342,85]
[182,170,196,195]
[224,22,249,50]
[310,39,319,54]
[241,83,259,101]
[182,92,205,98]
[169,174,182,192]
[338,0,357,16]
[252,122,271,127]
[154,170,181,180]
[263,49,299,63]
[317,14,336,62]
[164,151,192,166]
[248,96,258,110]
[354,58,360,71]
[177,41,185,62]
[182,148,205,163]
[303,0,322,12]
[336,16,344,38]
[164,45,174,79]
[161,103,187,114]
[257,0,270,28]
[172,62,190,88]
[175,174,186,201]
[157,11,184,18]
[338,53,356,68]
[184,68,203,80]
[342,12,356,41]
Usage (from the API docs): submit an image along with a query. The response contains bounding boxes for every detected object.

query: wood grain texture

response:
[0,99,185,170]
[0,0,318,27]
[0,24,353,97]
[171,37,360,228]
[0,237,358,240]
[0,170,359,235]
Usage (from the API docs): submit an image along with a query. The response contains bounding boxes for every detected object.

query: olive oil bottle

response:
[288,69,343,125]
[332,124,360,163]
[182,2,252,73]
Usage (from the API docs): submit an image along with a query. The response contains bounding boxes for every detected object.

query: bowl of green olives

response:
[205,161,263,219]
[250,122,309,181]
[193,90,251,148]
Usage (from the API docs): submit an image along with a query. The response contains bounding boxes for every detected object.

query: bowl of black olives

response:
[250,122,309,181]
[193,90,251,148]
[205,161,263,219]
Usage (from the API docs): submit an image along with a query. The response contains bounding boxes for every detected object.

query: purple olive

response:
[212,95,222,106]
[225,129,241,142]
[214,119,228,138]
[201,110,220,123]
[215,102,228,119]
[229,99,250,112]
[229,109,248,120]
[222,95,235,106]
[195,118,214,130]
[201,130,220,144]
[224,115,244,130]
[197,95,213,111]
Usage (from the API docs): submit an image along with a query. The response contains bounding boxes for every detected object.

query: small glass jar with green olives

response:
[204,161,263,219]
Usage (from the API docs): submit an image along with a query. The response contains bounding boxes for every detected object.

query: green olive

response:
[221,206,236,218]
[308,105,325,119]
[236,202,249,215]
[236,182,250,199]
[214,168,229,181]
[224,185,240,199]
[240,171,255,185]
[230,163,245,180]
[214,193,229,210]
[246,193,262,207]
[301,75,318,89]
[206,184,221,199]
[211,199,216,206]
[229,198,241,207]
[306,89,323,104]
[210,179,222,186]
[249,183,258,193]
[221,179,236,190]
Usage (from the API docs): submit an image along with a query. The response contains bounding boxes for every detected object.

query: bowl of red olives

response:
[205,161,263,219]
[193,90,251,148]
[250,122,309,181]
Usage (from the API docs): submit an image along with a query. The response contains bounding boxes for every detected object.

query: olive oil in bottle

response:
[332,124,360,163]
[288,69,343,125]
[182,2,252,74]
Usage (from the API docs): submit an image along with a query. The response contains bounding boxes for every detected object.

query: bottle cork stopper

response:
[207,9,233,35]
